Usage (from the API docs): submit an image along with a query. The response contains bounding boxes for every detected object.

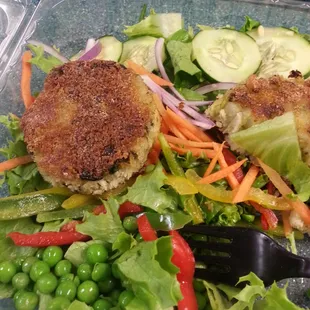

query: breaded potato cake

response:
[21,60,160,194]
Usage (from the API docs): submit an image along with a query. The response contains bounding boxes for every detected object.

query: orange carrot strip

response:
[160,119,169,134]
[203,142,225,177]
[282,211,292,237]
[257,158,310,225]
[21,51,33,109]
[153,93,166,117]
[126,60,173,87]
[216,145,240,189]
[233,165,260,203]
[178,127,202,142]
[167,122,187,139]
[146,149,160,165]
[166,108,213,142]
[164,135,213,148]
[0,155,33,173]
[170,144,215,159]
[198,159,247,185]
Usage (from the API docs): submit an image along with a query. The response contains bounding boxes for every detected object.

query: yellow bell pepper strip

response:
[164,175,198,195]
[158,133,204,224]
[62,194,100,209]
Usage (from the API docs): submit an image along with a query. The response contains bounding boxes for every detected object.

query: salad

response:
[0,6,309,310]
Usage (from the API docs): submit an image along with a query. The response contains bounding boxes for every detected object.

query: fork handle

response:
[285,254,310,279]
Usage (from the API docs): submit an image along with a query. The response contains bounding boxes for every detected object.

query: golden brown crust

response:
[229,75,310,122]
[21,60,154,181]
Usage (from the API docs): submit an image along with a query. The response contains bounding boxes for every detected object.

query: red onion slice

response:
[27,40,69,63]
[196,83,236,94]
[184,100,213,106]
[79,40,102,61]
[155,38,185,100]
[85,38,96,52]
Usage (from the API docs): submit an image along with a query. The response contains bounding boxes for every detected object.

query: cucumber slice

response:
[247,27,310,78]
[120,36,166,72]
[96,36,122,62]
[192,29,261,83]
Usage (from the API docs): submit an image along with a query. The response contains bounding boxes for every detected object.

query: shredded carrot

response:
[160,119,169,134]
[198,159,247,185]
[167,122,187,139]
[164,135,213,149]
[170,144,216,159]
[178,127,202,142]
[282,211,292,237]
[166,108,213,142]
[21,51,33,109]
[216,146,240,189]
[146,149,160,165]
[0,155,33,173]
[203,142,225,177]
[233,165,260,203]
[257,158,310,225]
[126,60,173,87]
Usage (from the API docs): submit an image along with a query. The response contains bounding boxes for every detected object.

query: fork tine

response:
[181,225,233,239]
[194,269,231,284]
[195,255,231,266]
[187,240,232,253]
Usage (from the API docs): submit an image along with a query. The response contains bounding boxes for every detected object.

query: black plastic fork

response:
[181,225,310,286]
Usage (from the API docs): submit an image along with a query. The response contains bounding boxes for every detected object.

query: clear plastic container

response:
[0,0,309,308]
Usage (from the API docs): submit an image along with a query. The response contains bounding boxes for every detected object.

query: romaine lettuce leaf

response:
[123,13,182,38]
[168,29,192,43]
[230,112,310,201]
[115,236,182,310]
[28,44,63,73]
[177,88,205,101]
[111,232,137,259]
[240,16,260,32]
[119,163,177,213]
[76,198,124,243]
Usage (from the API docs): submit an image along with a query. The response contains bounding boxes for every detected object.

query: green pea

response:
[12,273,30,290]
[22,257,39,274]
[92,263,111,282]
[59,273,74,283]
[77,280,99,304]
[123,216,138,232]
[47,296,71,310]
[0,261,17,283]
[30,261,50,282]
[13,257,25,272]
[37,273,58,294]
[193,279,205,292]
[55,280,77,301]
[118,290,134,308]
[77,263,92,281]
[86,244,109,265]
[54,260,72,277]
[14,290,26,303]
[35,248,45,260]
[14,291,38,310]
[98,278,116,294]
[135,233,143,242]
[110,289,122,301]
[196,292,207,310]
[111,264,121,279]
[93,298,113,310]
[43,246,63,267]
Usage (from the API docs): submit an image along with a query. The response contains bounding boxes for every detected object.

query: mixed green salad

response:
[0,6,310,310]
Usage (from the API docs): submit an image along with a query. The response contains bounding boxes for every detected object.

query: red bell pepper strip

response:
[93,205,107,215]
[251,201,278,229]
[60,220,82,232]
[267,181,276,195]
[137,214,157,241]
[222,148,244,183]
[260,214,269,230]
[169,231,198,310]
[7,231,90,247]
[118,202,143,219]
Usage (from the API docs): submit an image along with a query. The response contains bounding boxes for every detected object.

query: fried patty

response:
[207,75,310,164]
[21,60,160,194]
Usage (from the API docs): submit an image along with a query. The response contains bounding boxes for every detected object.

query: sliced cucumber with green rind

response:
[192,29,261,83]
[120,36,166,72]
[247,27,310,78]
[96,36,122,62]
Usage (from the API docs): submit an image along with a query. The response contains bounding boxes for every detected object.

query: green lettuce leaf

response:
[168,29,192,43]
[111,232,137,259]
[28,44,63,73]
[166,41,201,78]
[115,237,181,310]
[67,300,93,310]
[38,294,53,310]
[0,114,23,142]
[240,16,260,32]
[177,88,205,101]
[230,112,310,201]
[0,218,41,263]
[124,13,182,38]
[76,198,124,243]
[119,163,177,213]
[41,218,71,232]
